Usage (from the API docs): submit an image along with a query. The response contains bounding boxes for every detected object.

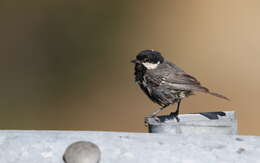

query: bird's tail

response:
[207,91,230,100]
[196,86,230,100]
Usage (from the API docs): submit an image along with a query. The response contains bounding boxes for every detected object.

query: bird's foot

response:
[144,115,161,127]
[169,112,180,122]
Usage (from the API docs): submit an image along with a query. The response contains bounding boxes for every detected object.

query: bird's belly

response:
[139,84,182,106]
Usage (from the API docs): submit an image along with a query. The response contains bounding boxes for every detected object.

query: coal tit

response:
[131,49,229,122]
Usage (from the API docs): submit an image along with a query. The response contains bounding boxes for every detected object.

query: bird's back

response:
[146,60,201,87]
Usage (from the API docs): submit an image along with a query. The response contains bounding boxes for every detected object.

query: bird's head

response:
[131,50,164,69]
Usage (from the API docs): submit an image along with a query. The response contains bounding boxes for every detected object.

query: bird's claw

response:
[144,115,161,127]
[169,112,180,122]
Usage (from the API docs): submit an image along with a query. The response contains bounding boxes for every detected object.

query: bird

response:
[131,49,229,122]
[63,141,101,163]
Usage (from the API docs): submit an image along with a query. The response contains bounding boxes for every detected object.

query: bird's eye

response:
[143,58,149,62]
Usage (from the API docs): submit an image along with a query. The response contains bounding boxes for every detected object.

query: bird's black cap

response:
[133,49,164,64]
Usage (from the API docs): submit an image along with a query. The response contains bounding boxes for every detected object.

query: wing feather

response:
[144,61,229,100]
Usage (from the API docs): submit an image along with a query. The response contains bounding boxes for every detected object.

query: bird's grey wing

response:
[164,61,201,85]
[145,62,207,92]
[146,61,229,100]
[143,72,180,105]
[164,61,185,73]
[148,62,200,85]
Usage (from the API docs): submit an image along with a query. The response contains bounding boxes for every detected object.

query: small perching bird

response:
[131,50,229,122]
[63,141,101,163]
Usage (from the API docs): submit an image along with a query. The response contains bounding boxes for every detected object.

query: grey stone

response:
[63,141,101,163]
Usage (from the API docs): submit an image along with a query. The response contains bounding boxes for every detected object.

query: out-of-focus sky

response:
[0,0,259,135]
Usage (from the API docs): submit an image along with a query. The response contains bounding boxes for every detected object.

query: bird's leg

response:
[170,100,181,122]
[151,105,169,117]
[145,105,169,125]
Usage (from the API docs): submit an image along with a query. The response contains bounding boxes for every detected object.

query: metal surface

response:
[147,111,237,134]
[0,130,260,163]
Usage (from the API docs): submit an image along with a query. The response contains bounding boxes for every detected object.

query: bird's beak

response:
[131,59,140,64]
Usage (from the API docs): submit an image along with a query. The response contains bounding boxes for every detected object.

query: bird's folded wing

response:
[146,72,209,94]
[146,66,202,87]
[145,61,229,100]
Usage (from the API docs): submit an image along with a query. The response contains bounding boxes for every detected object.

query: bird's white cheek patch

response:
[142,62,159,69]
